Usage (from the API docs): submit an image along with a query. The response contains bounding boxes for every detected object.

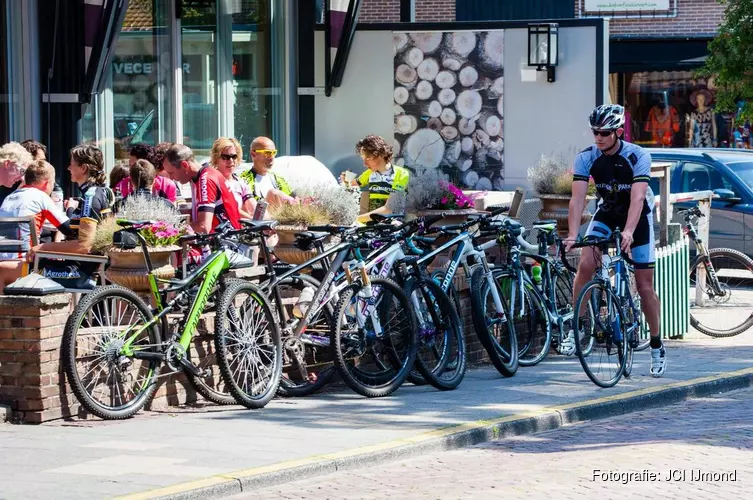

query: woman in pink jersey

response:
[209,137,256,220]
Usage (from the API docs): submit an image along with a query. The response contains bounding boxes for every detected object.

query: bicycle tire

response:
[405,277,467,390]
[500,269,551,367]
[407,269,462,386]
[690,247,753,337]
[178,278,238,406]
[272,274,336,397]
[470,265,519,377]
[332,277,418,398]
[62,285,161,420]
[214,280,282,409]
[573,280,628,388]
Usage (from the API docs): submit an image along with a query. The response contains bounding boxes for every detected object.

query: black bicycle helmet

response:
[589,104,625,130]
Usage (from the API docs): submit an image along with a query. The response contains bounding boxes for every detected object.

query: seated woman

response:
[209,137,256,219]
[115,143,180,203]
[342,135,410,223]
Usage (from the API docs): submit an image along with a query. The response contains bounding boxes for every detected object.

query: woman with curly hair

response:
[345,135,410,223]
[209,137,256,219]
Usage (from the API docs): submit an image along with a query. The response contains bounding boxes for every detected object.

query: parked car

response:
[646,148,753,257]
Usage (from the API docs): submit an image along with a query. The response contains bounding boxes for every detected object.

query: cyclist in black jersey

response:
[564,104,666,378]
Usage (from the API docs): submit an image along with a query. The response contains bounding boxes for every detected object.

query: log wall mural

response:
[393,31,504,190]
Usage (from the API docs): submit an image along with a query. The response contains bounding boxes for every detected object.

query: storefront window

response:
[0,0,9,143]
[112,0,175,158]
[620,71,738,149]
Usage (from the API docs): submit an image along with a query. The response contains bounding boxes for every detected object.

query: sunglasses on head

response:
[220,154,238,161]
[253,149,277,157]
[592,129,615,137]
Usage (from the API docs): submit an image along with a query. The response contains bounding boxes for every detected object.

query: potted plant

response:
[527,152,596,238]
[387,167,486,226]
[93,195,187,292]
[268,183,359,265]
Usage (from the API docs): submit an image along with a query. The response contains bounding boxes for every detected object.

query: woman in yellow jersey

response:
[342,135,409,223]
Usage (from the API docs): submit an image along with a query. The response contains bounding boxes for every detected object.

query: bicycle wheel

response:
[405,277,467,390]
[215,280,282,409]
[272,274,336,397]
[332,277,418,397]
[407,269,462,387]
[62,285,161,420]
[573,280,628,388]
[690,248,753,337]
[493,269,550,367]
[470,265,519,377]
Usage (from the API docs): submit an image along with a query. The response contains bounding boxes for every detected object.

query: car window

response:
[679,162,736,195]
[648,161,678,194]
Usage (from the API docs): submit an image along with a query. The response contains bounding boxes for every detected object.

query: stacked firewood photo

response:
[393,31,505,190]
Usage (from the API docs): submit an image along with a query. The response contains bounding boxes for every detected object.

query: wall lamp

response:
[527,23,559,83]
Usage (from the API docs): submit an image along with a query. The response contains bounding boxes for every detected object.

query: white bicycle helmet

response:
[589,104,625,130]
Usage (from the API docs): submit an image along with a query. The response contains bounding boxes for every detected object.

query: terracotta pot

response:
[538,194,593,238]
[272,226,340,266]
[105,245,180,292]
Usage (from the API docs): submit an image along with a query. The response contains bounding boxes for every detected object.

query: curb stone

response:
[117,368,753,500]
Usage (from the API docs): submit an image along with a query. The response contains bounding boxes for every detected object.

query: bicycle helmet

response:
[589,104,625,130]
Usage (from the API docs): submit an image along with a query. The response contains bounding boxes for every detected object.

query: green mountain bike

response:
[62,219,282,419]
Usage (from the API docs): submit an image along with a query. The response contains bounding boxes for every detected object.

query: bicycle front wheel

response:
[690,248,753,337]
[332,277,418,397]
[470,266,518,377]
[574,280,628,388]
[62,285,161,420]
[215,280,282,409]
[405,277,467,390]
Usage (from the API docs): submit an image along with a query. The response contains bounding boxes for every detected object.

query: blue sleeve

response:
[572,150,591,182]
[631,148,651,183]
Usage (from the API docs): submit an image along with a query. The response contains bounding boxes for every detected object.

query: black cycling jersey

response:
[66,181,115,222]
[573,140,654,217]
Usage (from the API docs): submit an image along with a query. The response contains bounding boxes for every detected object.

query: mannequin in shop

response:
[645,99,680,147]
[688,89,717,147]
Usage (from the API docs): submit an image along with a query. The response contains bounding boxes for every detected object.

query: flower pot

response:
[538,194,593,239]
[272,225,340,266]
[105,245,180,292]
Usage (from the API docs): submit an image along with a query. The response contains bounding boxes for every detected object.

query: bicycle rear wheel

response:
[573,280,628,388]
[690,248,753,337]
[62,285,161,420]
[332,277,418,397]
[215,280,282,409]
[405,277,467,390]
[470,266,518,377]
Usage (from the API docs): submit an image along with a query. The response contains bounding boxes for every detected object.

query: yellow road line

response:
[114,367,753,500]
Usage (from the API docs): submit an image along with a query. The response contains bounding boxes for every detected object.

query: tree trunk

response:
[456,90,482,120]
[490,77,504,99]
[442,57,463,71]
[415,80,434,100]
[458,117,476,135]
[395,114,418,135]
[450,32,477,57]
[394,86,409,105]
[435,70,457,89]
[479,112,502,137]
[404,47,424,68]
[463,169,479,187]
[427,117,442,131]
[424,100,443,118]
[440,126,458,141]
[440,107,457,125]
[456,156,473,171]
[459,65,479,87]
[461,136,474,155]
[417,58,440,81]
[396,64,417,88]
[410,32,443,54]
[473,129,490,148]
[497,94,504,118]
[393,33,409,53]
[404,129,445,168]
[444,140,461,163]
[480,31,505,70]
[438,88,456,106]
[475,176,493,191]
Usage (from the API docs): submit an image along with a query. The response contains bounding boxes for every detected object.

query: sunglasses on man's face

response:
[592,129,614,137]
[220,154,238,161]
[253,149,277,158]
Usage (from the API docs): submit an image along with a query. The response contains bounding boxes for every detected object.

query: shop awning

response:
[609,37,712,73]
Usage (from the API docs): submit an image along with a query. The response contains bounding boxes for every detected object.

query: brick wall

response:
[0,294,215,424]
[359,0,456,23]
[576,0,725,36]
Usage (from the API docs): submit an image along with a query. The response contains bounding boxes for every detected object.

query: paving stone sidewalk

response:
[1,329,753,500]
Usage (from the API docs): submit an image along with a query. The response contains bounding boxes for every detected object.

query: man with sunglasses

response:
[563,104,665,378]
[240,137,295,206]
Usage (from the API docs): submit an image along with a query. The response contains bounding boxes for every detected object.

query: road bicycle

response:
[566,231,644,387]
[62,219,282,419]
[682,206,753,337]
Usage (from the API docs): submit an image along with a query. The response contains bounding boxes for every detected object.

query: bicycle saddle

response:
[240,219,278,232]
[502,219,524,236]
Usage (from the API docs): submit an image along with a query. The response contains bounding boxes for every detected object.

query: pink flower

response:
[441,197,448,204]
[155,231,170,239]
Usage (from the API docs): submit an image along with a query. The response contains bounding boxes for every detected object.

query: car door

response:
[672,161,746,253]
